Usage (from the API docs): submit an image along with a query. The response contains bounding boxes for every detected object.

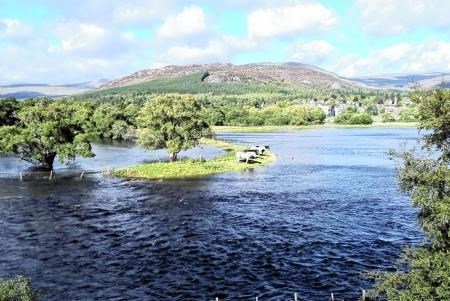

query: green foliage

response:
[0,98,94,170]
[365,103,379,115]
[373,89,450,300]
[398,107,419,122]
[91,103,137,140]
[334,108,373,125]
[137,94,212,161]
[381,112,396,122]
[0,98,20,126]
[0,276,43,301]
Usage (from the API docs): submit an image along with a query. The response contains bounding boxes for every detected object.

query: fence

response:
[0,166,115,181]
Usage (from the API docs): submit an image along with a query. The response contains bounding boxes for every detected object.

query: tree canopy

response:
[0,98,94,170]
[372,89,450,299]
[137,94,212,162]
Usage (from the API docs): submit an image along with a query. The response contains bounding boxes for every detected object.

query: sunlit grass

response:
[212,122,418,133]
[115,139,276,180]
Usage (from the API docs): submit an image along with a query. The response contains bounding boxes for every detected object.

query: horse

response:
[236,151,256,164]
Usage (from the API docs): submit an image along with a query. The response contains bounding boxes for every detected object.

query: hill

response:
[100,62,368,91]
[0,80,108,100]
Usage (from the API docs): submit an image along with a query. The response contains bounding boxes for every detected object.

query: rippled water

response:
[0,128,425,300]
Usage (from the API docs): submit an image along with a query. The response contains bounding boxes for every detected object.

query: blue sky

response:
[1,0,450,83]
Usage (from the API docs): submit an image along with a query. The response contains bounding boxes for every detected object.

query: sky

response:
[1,0,450,83]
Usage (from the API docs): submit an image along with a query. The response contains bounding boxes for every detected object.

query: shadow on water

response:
[0,128,426,300]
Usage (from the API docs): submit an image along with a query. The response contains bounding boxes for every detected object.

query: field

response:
[114,138,276,180]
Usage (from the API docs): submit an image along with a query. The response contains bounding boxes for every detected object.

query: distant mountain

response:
[100,63,371,91]
[0,79,109,99]
[101,63,450,92]
[348,72,450,90]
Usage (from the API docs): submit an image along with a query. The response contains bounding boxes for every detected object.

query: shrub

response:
[0,276,43,301]
[348,113,374,124]
[381,113,396,122]
[399,107,418,122]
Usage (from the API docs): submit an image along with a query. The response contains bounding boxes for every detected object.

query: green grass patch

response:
[212,122,418,133]
[115,138,276,180]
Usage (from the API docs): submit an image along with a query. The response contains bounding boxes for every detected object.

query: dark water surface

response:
[0,128,425,300]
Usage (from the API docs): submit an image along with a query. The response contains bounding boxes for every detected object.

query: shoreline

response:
[114,139,276,180]
[212,122,417,133]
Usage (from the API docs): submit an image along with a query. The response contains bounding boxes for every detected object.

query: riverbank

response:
[213,122,417,133]
[115,139,276,180]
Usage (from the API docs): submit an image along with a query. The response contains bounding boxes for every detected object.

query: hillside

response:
[100,62,368,91]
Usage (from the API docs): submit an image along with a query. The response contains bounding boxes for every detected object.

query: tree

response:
[137,94,212,162]
[372,89,450,300]
[0,276,43,301]
[0,98,20,126]
[0,98,94,170]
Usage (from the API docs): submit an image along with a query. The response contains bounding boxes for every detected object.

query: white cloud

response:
[248,2,337,38]
[332,40,450,76]
[112,0,172,25]
[59,23,107,53]
[290,40,335,63]
[156,36,257,65]
[355,0,450,34]
[0,19,32,39]
[157,6,206,38]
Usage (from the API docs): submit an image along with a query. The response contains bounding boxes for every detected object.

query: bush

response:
[399,107,418,122]
[348,113,373,124]
[0,276,43,301]
[381,113,396,122]
[334,111,373,125]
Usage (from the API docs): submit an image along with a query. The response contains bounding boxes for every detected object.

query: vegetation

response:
[74,72,408,127]
[0,276,42,301]
[0,98,94,170]
[372,89,450,299]
[137,94,212,162]
[398,107,419,122]
[90,102,138,140]
[115,138,276,180]
[334,108,374,125]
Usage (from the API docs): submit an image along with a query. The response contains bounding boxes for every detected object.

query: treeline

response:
[201,104,325,126]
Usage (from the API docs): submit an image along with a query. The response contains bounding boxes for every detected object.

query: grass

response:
[114,138,276,180]
[212,122,418,133]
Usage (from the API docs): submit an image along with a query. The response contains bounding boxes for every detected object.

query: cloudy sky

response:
[1,0,450,83]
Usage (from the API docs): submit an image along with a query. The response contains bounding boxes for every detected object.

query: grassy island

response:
[115,139,276,180]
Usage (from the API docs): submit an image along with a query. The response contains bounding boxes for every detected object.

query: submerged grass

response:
[115,138,276,180]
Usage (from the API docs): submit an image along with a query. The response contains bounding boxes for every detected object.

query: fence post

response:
[80,171,84,180]
[49,170,53,180]
[19,172,23,182]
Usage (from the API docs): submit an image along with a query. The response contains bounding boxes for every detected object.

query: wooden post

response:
[331,293,334,301]
[256,297,259,301]
[49,170,53,180]
[19,172,22,182]
[80,171,84,180]
[294,293,298,301]
[361,289,366,301]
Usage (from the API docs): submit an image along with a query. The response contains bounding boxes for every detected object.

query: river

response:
[0,128,425,300]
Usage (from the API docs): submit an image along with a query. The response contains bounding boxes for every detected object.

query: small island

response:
[115,138,276,180]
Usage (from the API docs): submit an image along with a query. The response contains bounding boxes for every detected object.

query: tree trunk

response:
[40,153,56,170]
[170,152,178,162]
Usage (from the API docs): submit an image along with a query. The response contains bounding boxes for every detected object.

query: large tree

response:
[137,94,211,162]
[0,98,94,170]
[372,89,450,299]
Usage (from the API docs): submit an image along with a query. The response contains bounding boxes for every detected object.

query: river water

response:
[0,128,425,300]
